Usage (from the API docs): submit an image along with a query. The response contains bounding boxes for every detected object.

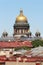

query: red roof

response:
[0,41,32,48]
[0,56,43,62]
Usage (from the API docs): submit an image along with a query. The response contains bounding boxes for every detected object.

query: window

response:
[36,62,41,65]
[0,63,5,65]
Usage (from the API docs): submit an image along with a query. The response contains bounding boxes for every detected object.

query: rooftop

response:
[0,41,32,48]
[0,56,43,62]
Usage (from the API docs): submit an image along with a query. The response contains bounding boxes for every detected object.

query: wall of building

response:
[42,62,43,65]
[0,48,14,56]
[6,62,35,65]
[5,61,43,65]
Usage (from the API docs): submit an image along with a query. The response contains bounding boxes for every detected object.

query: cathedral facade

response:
[0,10,43,65]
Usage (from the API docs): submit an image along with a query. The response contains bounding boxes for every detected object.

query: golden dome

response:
[16,10,27,23]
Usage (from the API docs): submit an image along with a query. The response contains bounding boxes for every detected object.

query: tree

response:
[32,40,43,48]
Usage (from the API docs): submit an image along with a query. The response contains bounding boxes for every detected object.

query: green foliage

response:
[14,40,43,51]
[15,46,31,51]
[32,40,43,48]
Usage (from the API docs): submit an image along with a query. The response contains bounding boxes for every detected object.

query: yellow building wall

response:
[6,62,35,65]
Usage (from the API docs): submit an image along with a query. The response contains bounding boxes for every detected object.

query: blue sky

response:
[0,0,43,37]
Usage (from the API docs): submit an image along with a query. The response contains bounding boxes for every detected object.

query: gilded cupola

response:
[16,9,28,23]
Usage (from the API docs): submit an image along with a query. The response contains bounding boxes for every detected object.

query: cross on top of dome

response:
[20,9,23,15]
